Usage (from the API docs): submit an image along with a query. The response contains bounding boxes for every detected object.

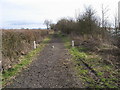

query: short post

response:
[33,41,37,49]
[72,40,74,47]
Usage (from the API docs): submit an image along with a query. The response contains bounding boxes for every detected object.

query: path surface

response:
[6,34,82,88]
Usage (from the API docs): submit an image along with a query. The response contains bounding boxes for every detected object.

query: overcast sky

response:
[0,0,120,29]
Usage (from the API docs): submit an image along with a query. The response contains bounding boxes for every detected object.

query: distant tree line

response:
[45,6,119,40]
[51,7,104,36]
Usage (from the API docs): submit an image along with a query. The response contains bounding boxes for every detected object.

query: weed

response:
[2,36,51,87]
[60,33,119,88]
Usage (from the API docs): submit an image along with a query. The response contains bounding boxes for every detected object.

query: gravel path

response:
[5,34,82,88]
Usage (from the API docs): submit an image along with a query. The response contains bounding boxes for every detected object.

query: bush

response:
[55,7,101,36]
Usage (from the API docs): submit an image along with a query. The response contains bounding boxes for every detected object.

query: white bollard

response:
[72,40,74,47]
[52,45,54,48]
[34,41,37,49]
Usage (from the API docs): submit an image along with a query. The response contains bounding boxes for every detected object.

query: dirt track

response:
[5,34,82,88]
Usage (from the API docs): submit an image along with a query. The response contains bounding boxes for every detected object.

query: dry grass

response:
[2,29,50,71]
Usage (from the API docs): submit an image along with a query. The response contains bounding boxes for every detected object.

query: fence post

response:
[72,40,74,47]
[34,41,37,49]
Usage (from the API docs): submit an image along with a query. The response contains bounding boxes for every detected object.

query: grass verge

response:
[2,36,51,87]
[60,33,119,88]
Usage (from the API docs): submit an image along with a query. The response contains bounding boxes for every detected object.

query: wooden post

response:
[72,40,74,47]
[34,41,37,49]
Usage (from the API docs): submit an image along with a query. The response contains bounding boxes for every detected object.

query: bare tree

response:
[101,4,109,29]
[44,20,52,29]
[114,13,118,35]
